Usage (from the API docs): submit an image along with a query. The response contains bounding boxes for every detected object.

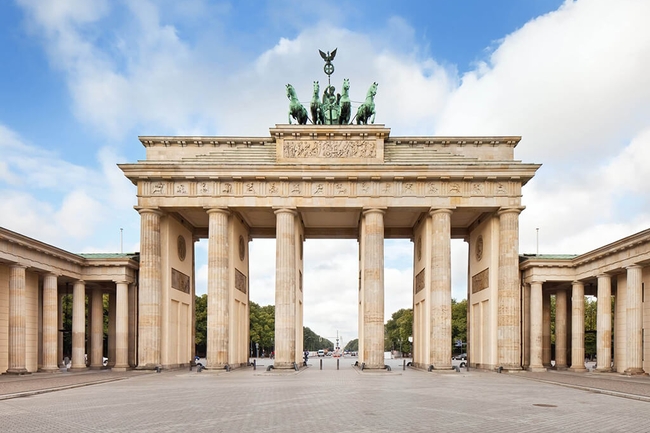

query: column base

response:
[38,367,61,373]
[554,364,568,371]
[528,366,547,372]
[5,368,30,375]
[69,366,88,371]
[624,368,647,376]
[272,362,297,370]
[568,366,587,372]
[594,367,612,373]
[135,363,161,371]
[111,366,129,372]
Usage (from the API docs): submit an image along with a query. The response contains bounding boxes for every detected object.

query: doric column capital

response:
[206,207,231,216]
[9,264,27,270]
[571,280,584,286]
[429,207,454,217]
[362,207,386,216]
[626,264,643,270]
[497,206,525,216]
[273,207,298,216]
[596,273,611,280]
[136,207,163,216]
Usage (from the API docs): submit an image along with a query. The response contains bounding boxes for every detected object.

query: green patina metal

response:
[286,49,378,125]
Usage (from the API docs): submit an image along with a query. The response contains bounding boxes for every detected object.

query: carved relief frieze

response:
[415,269,425,294]
[235,269,247,294]
[282,140,377,159]
[143,179,517,199]
[171,268,190,294]
[175,182,189,195]
[197,181,212,195]
[471,268,489,294]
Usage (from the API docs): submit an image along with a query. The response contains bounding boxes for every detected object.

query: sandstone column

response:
[542,291,551,367]
[71,280,87,370]
[113,281,130,370]
[137,208,162,369]
[90,290,104,369]
[430,208,452,370]
[596,274,612,372]
[625,265,644,375]
[57,293,64,367]
[274,208,297,369]
[41,273,59,372]
[497,208,523,370]
[362,208,385,369]
[529,281,545,371]
[107,291,116,367]
[7,265,28,374]
[555,289,568,369]
[207,208,230,368]
[569,281,586,371]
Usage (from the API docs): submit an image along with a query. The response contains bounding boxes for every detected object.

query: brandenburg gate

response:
[119,124,540,371]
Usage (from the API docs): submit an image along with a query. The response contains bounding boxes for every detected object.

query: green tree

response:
[385,308,413,354]
[249,302,275,355]
[344,338,358,352]
[451,298,467,354]
[195,294,207,355]
[303,326,333,351]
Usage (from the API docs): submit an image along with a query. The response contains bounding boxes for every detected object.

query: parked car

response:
[317,350,325,357]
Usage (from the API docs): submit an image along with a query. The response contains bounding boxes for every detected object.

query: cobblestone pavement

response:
[2,360,650,432]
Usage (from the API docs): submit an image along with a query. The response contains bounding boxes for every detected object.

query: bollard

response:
[253,359,256,370]
[337,359,339,370]
[320,359,323,370]
[403,359,406,371]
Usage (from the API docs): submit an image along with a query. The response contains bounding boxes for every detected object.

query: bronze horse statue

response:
[355,82,378,125]
[310,81,324,124]
[286,84,308,125]
[339,78,351,124]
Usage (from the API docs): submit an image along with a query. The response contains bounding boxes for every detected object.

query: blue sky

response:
[1,0,649,343]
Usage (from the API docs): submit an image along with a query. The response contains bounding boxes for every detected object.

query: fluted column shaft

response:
[71,280,86,369]
[274,208,297,368]
[90,290,104,368]
[529,281,544,370]
[107,291,116,367]
[114,281,130,370]
[137,208,162,369]
[497,208,522,369]
[569,281,586,371]
[41,273,59,372]
[430,208,452,369]
[596,274,612,372]
[362,209,385,369]
[7,265,28,374]
[625,265,644,374]
[555,289,568,369]
[542,292,552,366]
[207,208,230,368]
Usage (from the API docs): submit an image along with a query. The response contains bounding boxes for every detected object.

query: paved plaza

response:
[2,358,650,432]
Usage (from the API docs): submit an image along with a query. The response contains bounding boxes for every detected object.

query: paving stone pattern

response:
[1,360,650,432]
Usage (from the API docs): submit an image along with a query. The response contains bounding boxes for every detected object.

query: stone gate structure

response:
[119,124,540,371]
